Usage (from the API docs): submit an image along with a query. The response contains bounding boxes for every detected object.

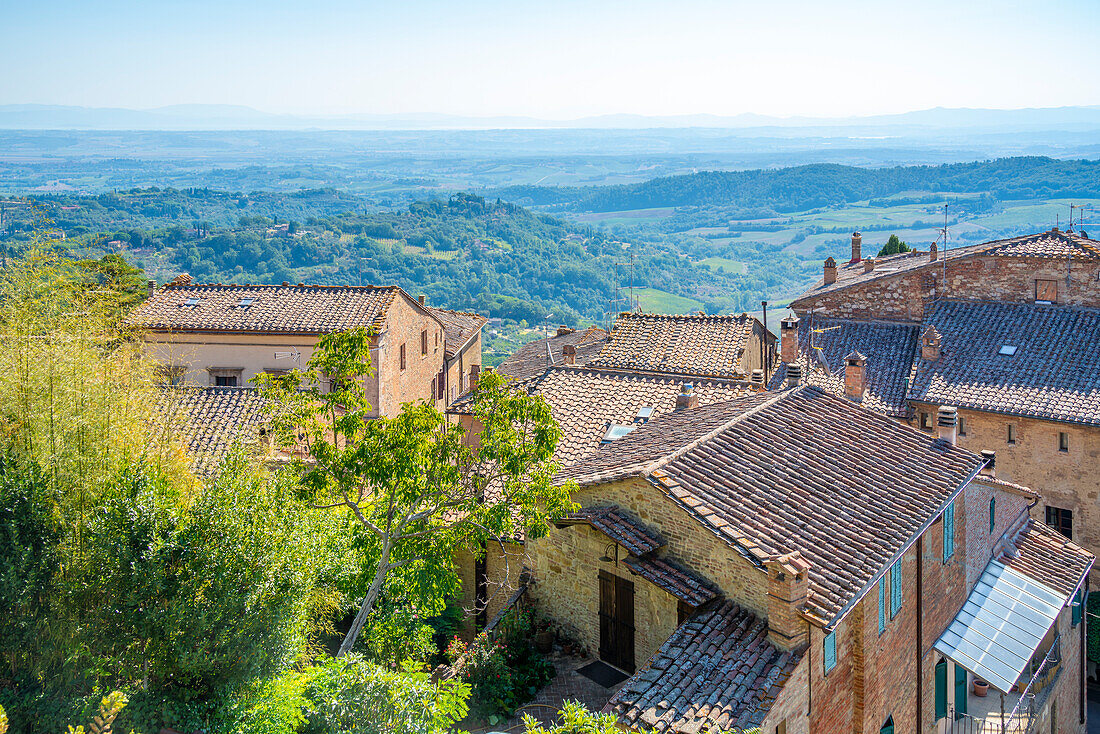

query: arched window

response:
[989,496,996,534]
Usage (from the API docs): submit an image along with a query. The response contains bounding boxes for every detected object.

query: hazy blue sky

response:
[4,0,1098,118]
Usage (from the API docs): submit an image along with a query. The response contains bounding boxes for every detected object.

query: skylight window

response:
[183,297,201,307]
[634,406,654,423]
[602,423,637,443]
[237,297,255,308]
[998,345,1018,356]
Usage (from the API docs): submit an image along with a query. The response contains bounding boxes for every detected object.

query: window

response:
[1007,423,1017,444]
[431,377,437,400]
[943,500,956,562]
[1072,587,1085,627]
[920,412,932,431]
[1045,505,1073,539]
[823,631,837,673]
[934,658,948,720]
[183,297,201,307]
[400,343,407,371]
[421,329,428,355]
[1059,432,1069,452]
[998,345,1018,356]
[236,297,254,308]
[878,576,886,634]
[208,367,242,387]
[880,716,894,734]
[677,600,693,626]
[1035,278,1058,303]
[989,496,996,534]
[890,558,903,617]
[215,375,238,387]
[776,721,787,734]
[160,365,187,385]
[958,416,967,436]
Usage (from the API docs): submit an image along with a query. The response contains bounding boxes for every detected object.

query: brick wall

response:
[860,545,919,734]
[1035,604,1088,734]
[376,295,445,416]
[760,655,810,734]
[793,254,1100,322]
[964,477,1034,589]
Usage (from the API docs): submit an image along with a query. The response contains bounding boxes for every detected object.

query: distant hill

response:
[495,157,1100,213]
[2,103,1100,132]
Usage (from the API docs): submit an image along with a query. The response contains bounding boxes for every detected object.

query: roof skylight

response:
[634,406,654,423]
[183,297,201,307]
[237,297,255,308]
[602,423,637,443]
[998,345,1018,356]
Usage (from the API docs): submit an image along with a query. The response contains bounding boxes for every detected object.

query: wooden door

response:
[598,570,635,672]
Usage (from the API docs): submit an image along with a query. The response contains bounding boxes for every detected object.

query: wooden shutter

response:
[599,570,615,664]
[954,663,968,718]
[934,658,947,720]
[943,501,955,561]
[989,496,996,534]
[1036,278,1058,302]
[891,559,902,618]
[878,577,886,633]
[823,631,836,673]
[617,574,635,672]
[1072,588,1084,626]
[879,716,894,734]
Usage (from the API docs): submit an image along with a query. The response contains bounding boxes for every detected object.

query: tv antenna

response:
[274,348,302,367]
[613,246,638,313]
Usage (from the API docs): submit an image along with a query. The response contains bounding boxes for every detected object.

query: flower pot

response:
[973,680,989,697]
[562,642,575,656]
[535,630,554,653]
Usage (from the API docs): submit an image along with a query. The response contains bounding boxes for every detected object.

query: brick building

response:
[125,277,483,416]
[528,385,1092,733]
[782,229,1100,588]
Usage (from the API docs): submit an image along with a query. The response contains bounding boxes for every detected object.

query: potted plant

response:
[973,679,989,697]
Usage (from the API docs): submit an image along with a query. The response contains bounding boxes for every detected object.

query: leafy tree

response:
[522,701,621,733]
[255,328,574,656]
[876,234,912,258]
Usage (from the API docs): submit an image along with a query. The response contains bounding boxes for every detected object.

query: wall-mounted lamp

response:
[599,542,619,566]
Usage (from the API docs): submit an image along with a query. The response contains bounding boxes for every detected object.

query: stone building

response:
[781,229,1100,586]
[529,386,1092,734]
[497,325,608,381]
[125,277,483,415]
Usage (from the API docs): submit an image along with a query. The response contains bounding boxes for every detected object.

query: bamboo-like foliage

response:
[65,691,128,734]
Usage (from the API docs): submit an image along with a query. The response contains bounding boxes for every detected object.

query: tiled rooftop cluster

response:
[588,312,757,379]
[1001,517,1093,598]
[605,600,800,733]
[557,505,665,556]
[497,326,608,381]
[428,307,487,360]
[161,386,270,475]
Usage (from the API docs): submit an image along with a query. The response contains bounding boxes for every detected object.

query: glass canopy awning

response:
[933,559,1067,694]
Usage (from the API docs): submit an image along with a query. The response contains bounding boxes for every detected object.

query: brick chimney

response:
[823,257,838,285]
[937,405,958,446]
[850,232,862,263]
[675,382,698,411]
[844,351,866,401]
[766,552,811,651]
[980,449,996,479]
[418,294,426,306]
[921,325,942,361]
[786,363,803,388]
[780,315,800,363]
[929,240,938,262]
[863,258,876,273]
[171,273,193,286]
[562,343,577,365]
[147,280,156,296]
[751,369,765,390]
[556,326,575,337]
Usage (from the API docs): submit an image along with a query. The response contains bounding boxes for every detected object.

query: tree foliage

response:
[876,234,912,257]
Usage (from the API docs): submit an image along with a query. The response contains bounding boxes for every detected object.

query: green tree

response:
[522,701,621,733]
[876,234,912,258]
[255,329,574,656]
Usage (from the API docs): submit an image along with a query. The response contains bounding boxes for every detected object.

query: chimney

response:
[147,280,156,296]
[766,552,811,651]
[929,240,938,262]
[780,315,800,364]
[980,450,996,479]
[786,363,803,388]
[850,231,862,263]
[751,368,765,390]
[562,343,577,365]
[844,351,866,401]
[171,273,193,286]
[823,257,838,285]
[863,258,876,273]
[675,382,698,411]
[469,364,481,390]
[921,325,942,361]
[556,325,575,337]
[937,405,958,446]
[418,294,426,306]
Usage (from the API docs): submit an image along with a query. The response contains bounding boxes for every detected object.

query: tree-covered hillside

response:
[497,157,1100,213]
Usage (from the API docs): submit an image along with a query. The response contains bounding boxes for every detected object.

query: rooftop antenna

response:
[274,347,302,367]
[543,313,555,369]
[613,247,637,312]
[941,203,949,294]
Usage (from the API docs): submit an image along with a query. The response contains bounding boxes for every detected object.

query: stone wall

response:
[793,254,1100,322]
[376,295,445,417]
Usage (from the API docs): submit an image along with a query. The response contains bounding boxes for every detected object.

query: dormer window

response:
[237,297,254,308]
[602,423,637,443]
[998,345,1018,356]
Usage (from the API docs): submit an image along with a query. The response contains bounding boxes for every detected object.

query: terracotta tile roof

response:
[427,307,486,360]
[646,387,984,623]
[497,326,608,381]
[605,600,800,733]
[558,392,778,486]
[1000,518,1093,599]
[588,312,758,379]
[908,300,1100,426]
[622,555,719,607]
[792,230,1099,307]
[557,505,665,556]
[161,386,270,475]
[769,317,918,417]
[522,366,757,466]
[126,282,425,334]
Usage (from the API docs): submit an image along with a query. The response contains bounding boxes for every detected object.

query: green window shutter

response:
[824,631,837,673]
[1072,587,1084,626]
[878,577,886,633]
[954,663,968,717]
[880,717,895,734]
[935,658,948,720]
[890,559,902,618]
[989,496,996,534]
[943,501,956,561]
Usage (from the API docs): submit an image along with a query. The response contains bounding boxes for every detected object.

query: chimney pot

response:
[675,382,699,411]
[147,280,156,296]
[766,552,811,651]
[751,368,765,390]
[929,240,938,262]
[937,405,958,446]
[921,325,942,361]
[780,315,800,364]
[823,257,838,285]
[863,258,876,273]
[980,449,996,478]
[418,294,426,306]
[850,232,862,263]
[844,351,866,401]
[562,343,577,365]
[556,325,575,337]
[786,363,803,388]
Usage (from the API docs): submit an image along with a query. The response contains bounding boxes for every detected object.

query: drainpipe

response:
[916,534,923,730]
